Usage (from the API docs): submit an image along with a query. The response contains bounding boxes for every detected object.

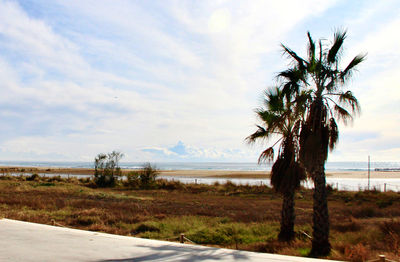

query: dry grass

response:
[0,176,399,261]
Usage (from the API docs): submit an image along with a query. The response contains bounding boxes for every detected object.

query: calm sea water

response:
[0,161,399,172]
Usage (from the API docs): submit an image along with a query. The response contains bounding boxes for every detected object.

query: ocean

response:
[0,161,399,172]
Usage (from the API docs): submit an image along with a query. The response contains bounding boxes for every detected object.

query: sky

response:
[0,0,399,163]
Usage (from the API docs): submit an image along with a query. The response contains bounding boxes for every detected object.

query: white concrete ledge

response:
[0,219,340,261]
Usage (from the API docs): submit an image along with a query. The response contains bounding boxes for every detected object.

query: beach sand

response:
[1,166,400,179]
[326,170,400,179]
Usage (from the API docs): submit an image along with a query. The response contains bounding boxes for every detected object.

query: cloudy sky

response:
[0,0,399,162]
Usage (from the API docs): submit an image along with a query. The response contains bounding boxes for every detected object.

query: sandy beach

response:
[160,170,400,179]
[326,171,400,179]
[1,166,400,179]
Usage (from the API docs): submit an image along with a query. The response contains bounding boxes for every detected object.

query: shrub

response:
[326,183,335,194]
[47,176,63,182]
[352,206,381,218]
[137,163,159,188]
[26,173,40,181]
[135,223,160,233]
[94,151,123,187]
[376,199,393,208]
[0,174,13,180]
[156,179,185,190]
[344,243,369,262]
[75,215,102,226]
[125,171,140,188]
[79,177,91,184]
[332,221,362,233]
[379,220,400,254]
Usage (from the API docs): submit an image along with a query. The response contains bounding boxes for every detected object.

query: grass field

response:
[0,174,399,261]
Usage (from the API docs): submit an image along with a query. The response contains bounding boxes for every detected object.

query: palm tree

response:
[280,30,366,256]
[247,87,306,241]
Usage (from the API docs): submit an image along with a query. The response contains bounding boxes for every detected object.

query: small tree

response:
[94,151,124,187]
[138,163,159,187]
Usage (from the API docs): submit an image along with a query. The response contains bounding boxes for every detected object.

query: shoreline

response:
[1,166,400,179]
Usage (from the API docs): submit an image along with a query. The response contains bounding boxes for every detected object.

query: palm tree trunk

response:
[310,165,331,256]
[278,190,295,242]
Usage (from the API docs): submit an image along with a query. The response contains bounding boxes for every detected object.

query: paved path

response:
[0,219,340,261]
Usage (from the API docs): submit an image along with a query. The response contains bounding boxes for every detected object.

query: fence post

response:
[384,183,386,192]
[379,254,385,261]
[180,233,185,243]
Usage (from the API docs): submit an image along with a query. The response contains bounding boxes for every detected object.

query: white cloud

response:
[141,141,255,161]
[328,13,400,162]
[0,0,398,163]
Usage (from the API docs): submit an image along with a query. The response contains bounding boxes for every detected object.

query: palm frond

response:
[307,32,316,63]
[292,91,310,120]
[245,125,268,144]
[271,155,306,193]
[277,68,303,84]
[327,29,346,64]
[340,54,367,81]
[265,88,284,112]
[258,147,274,163]
[338,90,361,114]
[256,110,283,132]
[334,104,353,124]
[277,68,296,79]
[319,40,323,61]
[328,118,339,150]
[281,44,307,70]
[325,79,336,92]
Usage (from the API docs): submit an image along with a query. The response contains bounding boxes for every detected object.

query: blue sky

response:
[0,0,399,162]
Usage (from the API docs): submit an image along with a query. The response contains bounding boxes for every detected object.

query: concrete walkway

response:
[0,219,340,261]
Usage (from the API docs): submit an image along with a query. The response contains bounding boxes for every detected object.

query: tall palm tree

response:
[247,87,306,241]
[280,30,366,256]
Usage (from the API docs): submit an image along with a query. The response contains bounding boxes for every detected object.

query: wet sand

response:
[0,166,399,179]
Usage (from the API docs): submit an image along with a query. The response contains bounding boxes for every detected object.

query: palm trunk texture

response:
[278,190,295,241]
[310,166,331,256]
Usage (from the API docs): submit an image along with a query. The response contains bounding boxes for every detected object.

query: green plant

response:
[93,151,123,187]
[137,163,159,188]
[135,223,161,233]
[298,247,311,256]
[353,207,381,218]
[26,173,40,181]
[376,199,393,208]
[125,171,140,188]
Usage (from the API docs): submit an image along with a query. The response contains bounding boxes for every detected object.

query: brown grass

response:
[0,176,400,261]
